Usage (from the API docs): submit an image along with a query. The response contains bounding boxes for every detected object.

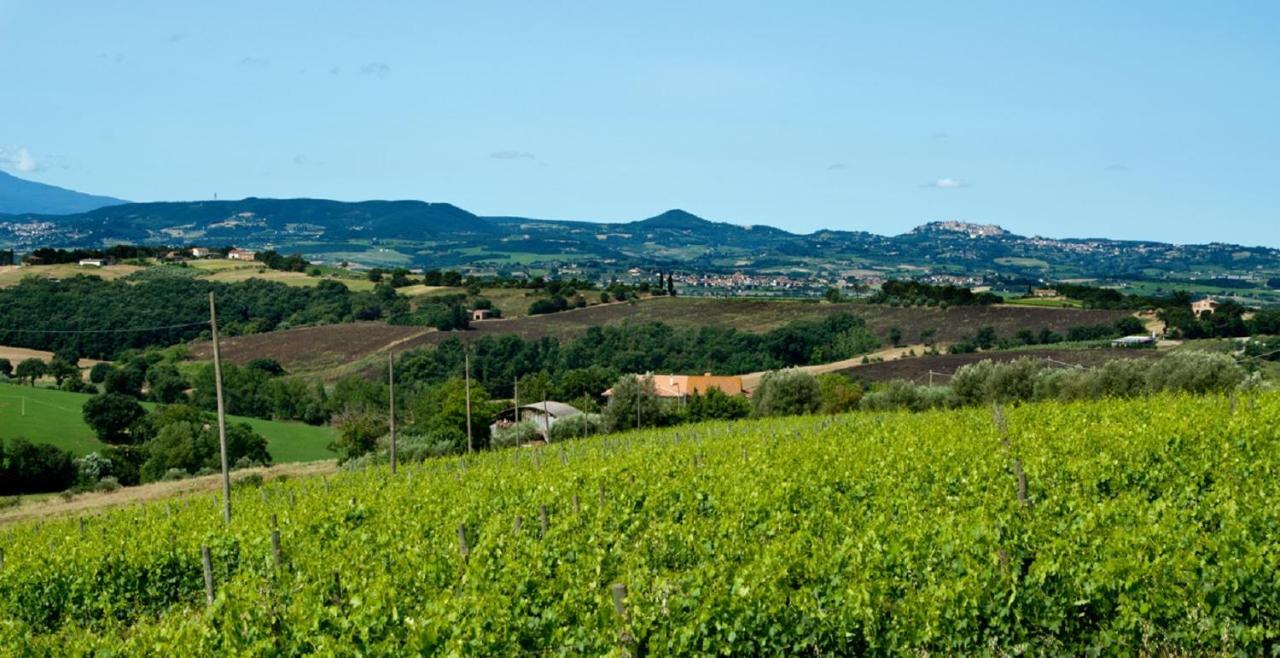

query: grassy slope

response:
[0,382,335,462]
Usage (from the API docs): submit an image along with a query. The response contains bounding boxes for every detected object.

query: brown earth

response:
[189,297,1134,377]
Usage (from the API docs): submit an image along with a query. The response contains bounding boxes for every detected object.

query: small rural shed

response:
[490,401,582,437]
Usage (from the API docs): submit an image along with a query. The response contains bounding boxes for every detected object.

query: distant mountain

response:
[1,197,497,245]
[0,171,127,215]
[2,196,1278,281]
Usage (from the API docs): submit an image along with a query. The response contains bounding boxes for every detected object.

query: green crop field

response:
[1,391,1277,654]
[0,383,335,463]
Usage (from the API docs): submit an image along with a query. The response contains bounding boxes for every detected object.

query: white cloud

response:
[490,151,536,161]
[925,177,968,189]
[0,146,39,173]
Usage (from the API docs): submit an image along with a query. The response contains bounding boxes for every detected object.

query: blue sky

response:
[1,2,1277,245]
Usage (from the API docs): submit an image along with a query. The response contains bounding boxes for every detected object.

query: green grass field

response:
[0,383,335,462]
[1004,296,1085,308]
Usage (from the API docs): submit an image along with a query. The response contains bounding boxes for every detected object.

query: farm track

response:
[0,460,336,525]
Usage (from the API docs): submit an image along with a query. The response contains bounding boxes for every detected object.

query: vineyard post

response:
[271,529,282,571]
[611,583,637,657]
[389,351,397,475]
[573,494,580,514]
[464,348,473,453]
[1014,459,1029,506]
[543,392,550,442]
[457,524,470,560]
[514,515,523,533]
[0,547,5,570]
[539,504,549,538]
[209,292,232,524]
[201,546,215,606]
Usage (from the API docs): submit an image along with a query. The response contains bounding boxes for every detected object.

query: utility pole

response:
[464,347,473,453]
[388,352,397,475]
[209,292,231,524]
[513,376,519,420]
[635,376,641,430]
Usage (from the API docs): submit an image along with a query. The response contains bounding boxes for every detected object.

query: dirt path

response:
[0,460,337,525]
[740,344,933,391]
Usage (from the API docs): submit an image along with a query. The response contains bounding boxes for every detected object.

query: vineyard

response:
[1,392,1278,654]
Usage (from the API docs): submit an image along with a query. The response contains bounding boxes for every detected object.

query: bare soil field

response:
[188,322,429,374]
[834,347,1162,385]
[188,298,1133,376]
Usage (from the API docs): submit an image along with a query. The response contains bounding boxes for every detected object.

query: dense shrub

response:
[0,438,78,495]
[752,369,820,417]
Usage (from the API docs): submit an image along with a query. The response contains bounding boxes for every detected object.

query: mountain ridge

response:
[0,171,127,215]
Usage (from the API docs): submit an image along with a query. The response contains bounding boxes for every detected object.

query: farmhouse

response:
[190,247,211,258]
[1191,297,1220,315]
[603,373,744,400]
[78,258,105,267]
[490,401,582,438]
[1031,288,1059,298]
[227,248,257,261]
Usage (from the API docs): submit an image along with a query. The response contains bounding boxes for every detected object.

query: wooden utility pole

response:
[209,292,232,524]
[513,376,519,420]
[388,352,397,475]
[464,347,473,453]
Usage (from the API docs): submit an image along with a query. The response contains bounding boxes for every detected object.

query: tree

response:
[82,393,147,444]
[0,438,77,495]
[140,408,270,481]
[104,365,145,398]
[823,287,843,303]
[145,364,189,404]
[405,377,497,451]
[603,374,669,431]
[666,272,676,296]
[88,362,113,384]
[1268,277,1280,290]
[0,357,11,379]
[47,357,80,386]
[752,369,820,418]
[14,358,47,385]
[816,373,862,414]
[687,387,750,422]
[888,327,903,347]
[367,268,384,283]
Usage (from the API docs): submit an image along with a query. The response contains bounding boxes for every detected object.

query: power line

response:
[0,321,210,334]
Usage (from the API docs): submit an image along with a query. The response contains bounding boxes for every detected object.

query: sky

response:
[1,1,1278,245]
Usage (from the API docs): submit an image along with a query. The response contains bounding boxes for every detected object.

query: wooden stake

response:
[611,583,629,619]
[457,524,470,560]
[271,530,282,571]
[539,504,549,538]
[201,546,215,606]
[209,292,232,524]
[514,515,523,533]
[573,494,581,514]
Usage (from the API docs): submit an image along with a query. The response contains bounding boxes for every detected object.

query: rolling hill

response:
[0,171,126,215]
[2,191,1278,283]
